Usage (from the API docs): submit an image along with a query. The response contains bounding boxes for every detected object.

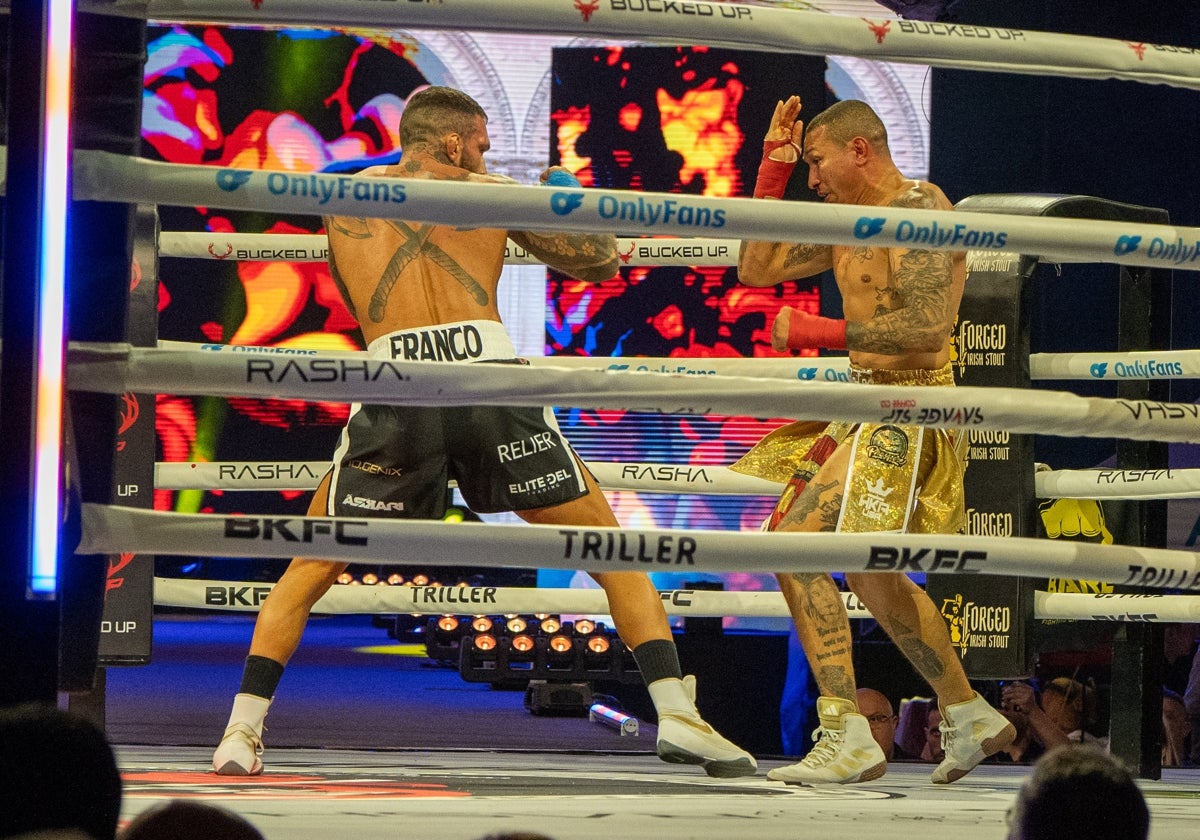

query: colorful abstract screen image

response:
[540,47,826,610]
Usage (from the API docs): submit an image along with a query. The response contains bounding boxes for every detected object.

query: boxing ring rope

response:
[81,503,1200,591]
[71,149,1200,272]
[86,0,1200,91]
[150,578,1200,624]
[67,343,1200,443]
[152,459,1200,503]
[159,232,741,268]
[155,337,1200,383]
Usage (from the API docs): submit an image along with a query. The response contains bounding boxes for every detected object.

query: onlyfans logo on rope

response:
[213,169,407,206]
[855,216,1008,249]
[1113,234,1200,266]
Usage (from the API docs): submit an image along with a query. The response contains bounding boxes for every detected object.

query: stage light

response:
[436,614,460,634]
[336,572,354,585]
[548,634,573,655]
[471,616,494,634]
[539,617,561,635]
[589,702,639,736]
[387,573,404,585]
[412,573,430,586]
[506,617,528,634]
[511,634,535,654]
[574,618,596,635]
[586,635,611,655]
[361,572,379,585]
[473,633,497,652]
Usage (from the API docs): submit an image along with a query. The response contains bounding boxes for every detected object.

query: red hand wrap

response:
[787,310,847,351]
[753,139,798,199]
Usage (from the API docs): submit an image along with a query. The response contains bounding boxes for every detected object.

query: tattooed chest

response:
[835,246,896,311]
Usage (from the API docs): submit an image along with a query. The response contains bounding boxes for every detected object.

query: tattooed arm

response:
[843,185,959,355]
[509,229,620,284]
[737,239,833,287]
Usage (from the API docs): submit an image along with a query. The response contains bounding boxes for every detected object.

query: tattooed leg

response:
[778,572,856,702]
[844,572,973,704]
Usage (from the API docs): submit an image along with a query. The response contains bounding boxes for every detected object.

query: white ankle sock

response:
[227,693,271,733]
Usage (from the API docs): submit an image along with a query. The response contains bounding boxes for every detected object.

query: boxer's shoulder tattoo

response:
[890,182,941,210]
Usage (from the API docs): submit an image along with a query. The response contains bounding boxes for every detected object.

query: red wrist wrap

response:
[753,139,798,199]
[787,311,848,351]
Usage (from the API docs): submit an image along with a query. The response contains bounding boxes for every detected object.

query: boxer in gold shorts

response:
[738,95,1014,785]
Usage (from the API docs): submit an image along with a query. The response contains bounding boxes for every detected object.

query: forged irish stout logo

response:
[940,592,1012,658]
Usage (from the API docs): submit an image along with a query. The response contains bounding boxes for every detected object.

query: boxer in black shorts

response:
[213,86,755,779]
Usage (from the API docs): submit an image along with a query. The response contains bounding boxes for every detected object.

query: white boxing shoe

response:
[931,691,1016,784]
[767,696,887,785]
[651,675,757,778]
[212,693,270,776]
[212,722,264,776]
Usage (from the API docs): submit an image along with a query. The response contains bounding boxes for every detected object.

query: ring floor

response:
[102,614,1200,839]
[116,747,1200,840]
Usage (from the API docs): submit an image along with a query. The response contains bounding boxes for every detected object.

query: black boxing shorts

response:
[326,321,590,517]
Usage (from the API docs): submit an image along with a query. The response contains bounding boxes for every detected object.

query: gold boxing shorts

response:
[730,363,966,535]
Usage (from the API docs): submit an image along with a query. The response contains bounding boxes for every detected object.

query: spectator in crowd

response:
[120,802,264,840]
[1180,630,1200,766]
[1162,688,1190,768]
[856,688,919,762]
[1005,743,1149,840]
[921,707,945,763]
[1001,678,1106,753]
[0,703,123,840]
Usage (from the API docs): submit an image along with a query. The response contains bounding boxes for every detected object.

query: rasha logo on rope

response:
[863,19,893,44]
[1127,42,1148,60]
[216,170,253,192]
[575,0,600,21]
[618,241,636,263]
[208,242,233,260]
[1090,362,1108,378]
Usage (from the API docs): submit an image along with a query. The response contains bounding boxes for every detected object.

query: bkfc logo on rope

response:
[940,592,1012,658]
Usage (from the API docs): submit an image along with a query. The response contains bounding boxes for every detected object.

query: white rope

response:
[158,232,740,268]
[153,577,855,618]
[67,343,1200,444]
[80,503,1200,591]
[156,340,1200,384]
[150,577,1200,623]
[530,351,1200,383]
[150,460,1200,503]
[1034,468,1200,502]
[88,0,1200,91]
[72,150,1200,272]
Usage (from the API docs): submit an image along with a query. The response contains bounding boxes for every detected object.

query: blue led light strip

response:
[29,0,74,595]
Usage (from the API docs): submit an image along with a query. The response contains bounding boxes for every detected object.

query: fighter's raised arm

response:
[738,95,833,286]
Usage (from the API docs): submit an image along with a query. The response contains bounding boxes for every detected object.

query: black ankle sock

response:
[632,639,683,684]
[238,655,284,699]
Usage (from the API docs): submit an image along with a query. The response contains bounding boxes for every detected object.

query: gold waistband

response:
[849,363,955,386]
